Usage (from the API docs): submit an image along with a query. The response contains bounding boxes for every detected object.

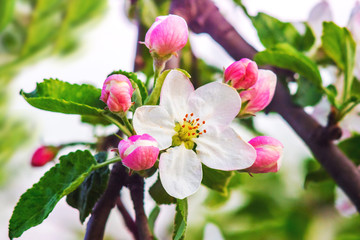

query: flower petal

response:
[194,126,256,170]
[159,145,202,199]
[133,106,175,150]
[160,70,194,123]
[187,82,241,130]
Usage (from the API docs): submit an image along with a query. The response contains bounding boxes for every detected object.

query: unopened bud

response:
[224,58,258,90]
[246,136,283,173]
[144,14,188,58]
[239,70,277,117]
[118,134,159,171]
[100,74,134,113]
[31,146,59,167]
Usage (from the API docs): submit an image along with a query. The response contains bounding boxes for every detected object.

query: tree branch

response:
[84,163,128,240]
[128,174,153,240]
[170,0,360,212]
[116,196,139,240]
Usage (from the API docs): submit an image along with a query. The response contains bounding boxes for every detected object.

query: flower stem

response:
[121,115,136,135]
[102,113,132,137]
[59,141,96,148]
[92,157,122,170]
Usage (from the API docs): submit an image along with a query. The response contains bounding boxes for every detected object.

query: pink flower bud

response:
[246,136,283,173]
[239,69,277,116]
[145,15,188,57]
[31,146,59,167]
[118,134,159,171]
[100,74,134,113]
[224,58,258,90]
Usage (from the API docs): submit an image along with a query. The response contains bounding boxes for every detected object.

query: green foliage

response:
[338,135,360,165]
[149,176,176,205]
[21,79,106,116]
[322,22,356,101]
[255,43,322,87]
[173,198,188,240]
[66,152,110,223]
[0,116,30,171]
[202,165,234,195]
[0,0,15,32]
[9,150,97,239]
[293,76,323,107]
[81,115,111,126]
[55,0,105,53]
[250,13,315,51]
[234,1,315,51]
[148,205,161,237]
[304,168,331,188]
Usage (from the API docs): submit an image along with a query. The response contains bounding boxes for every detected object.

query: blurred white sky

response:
[3,0,359,239]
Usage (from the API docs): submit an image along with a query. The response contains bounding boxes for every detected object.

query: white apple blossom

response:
[133,70,256,199]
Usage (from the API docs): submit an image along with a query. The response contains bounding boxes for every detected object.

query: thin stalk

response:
[121,115,136,135]
[92,157,122,170]
[102,113,132,137]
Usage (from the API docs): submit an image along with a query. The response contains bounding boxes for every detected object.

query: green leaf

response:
[322,22,356,100]
[351,78,360,98]
[81,115,111,126]
[149,176,176,205]
[338,135,360,165]
[108,70,148,104]
[304,168,331,188]
[255,43,322,87]
[148,205,160,237]
[21,79,106,116]
[201,164,234,195]
[0,0,15,32]
[250,13,302,49]
[66,152,110,223]
[138,0,159,28]
[173,198,188,240]
[300,23,316,52]
[204,190,231,209]
[9,150,97,239]
[55,0,105,53]
[293,76,323,107]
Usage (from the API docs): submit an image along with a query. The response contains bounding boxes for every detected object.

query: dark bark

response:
[84,163,128,240]
[128,174,153,240]
[170,0,360,212]
[116,196,139,240]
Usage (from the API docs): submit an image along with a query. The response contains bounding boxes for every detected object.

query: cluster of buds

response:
[118,134,159,171]
[224,59,277,117]
[246,136,283,173]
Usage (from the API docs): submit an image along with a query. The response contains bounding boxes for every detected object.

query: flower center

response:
[172,113,207,149]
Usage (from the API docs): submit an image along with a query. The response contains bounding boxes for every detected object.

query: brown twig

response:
[116,196,139,240]
[128,174,153,240]
[84,163,128,240]
[170,0,360,212]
